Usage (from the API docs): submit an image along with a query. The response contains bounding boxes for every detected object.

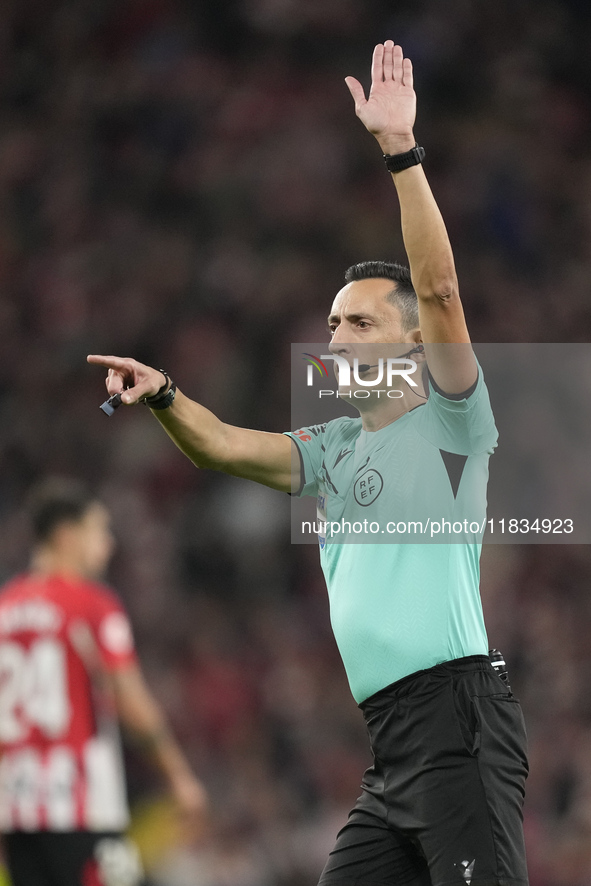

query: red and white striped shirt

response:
[0,572,137,832]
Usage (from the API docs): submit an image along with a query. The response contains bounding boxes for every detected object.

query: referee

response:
[89,41,529,886]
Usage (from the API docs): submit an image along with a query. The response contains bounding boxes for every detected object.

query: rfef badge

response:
[354,470,384,506]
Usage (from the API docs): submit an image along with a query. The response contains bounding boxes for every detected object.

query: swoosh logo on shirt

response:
[333,447,353,468]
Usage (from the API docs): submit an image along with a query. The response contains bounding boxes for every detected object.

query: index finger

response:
[402,57,413,89]
[87,354,128,370]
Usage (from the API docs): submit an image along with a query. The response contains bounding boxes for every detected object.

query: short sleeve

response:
[284,424,327,497]
[91,590,137,671]
[416,365,498,456]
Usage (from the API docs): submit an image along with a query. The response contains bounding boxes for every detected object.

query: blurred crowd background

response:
[0,0,590,883]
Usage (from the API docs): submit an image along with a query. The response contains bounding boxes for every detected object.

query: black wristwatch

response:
[383,144,425,173]
[143,371,177,410]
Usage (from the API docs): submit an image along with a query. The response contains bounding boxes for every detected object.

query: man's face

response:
[327,279,420,391]
[328,278,416,346]
[60,503,115,579]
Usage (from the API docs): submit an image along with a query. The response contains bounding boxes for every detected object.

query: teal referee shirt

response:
[287,368,498,703]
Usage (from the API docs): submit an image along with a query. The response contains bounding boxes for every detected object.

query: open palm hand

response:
[346,41,416,155]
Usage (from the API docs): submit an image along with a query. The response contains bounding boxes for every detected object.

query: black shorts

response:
[3,830,144,886]
[318,656,529,886]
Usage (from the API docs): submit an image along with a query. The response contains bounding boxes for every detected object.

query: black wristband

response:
[143,371,177,410]
[383,144,425,173]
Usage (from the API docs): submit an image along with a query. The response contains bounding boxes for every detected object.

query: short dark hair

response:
[28,478,96,543]
[344,261,419,332]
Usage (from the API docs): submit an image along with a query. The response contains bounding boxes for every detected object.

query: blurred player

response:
[89,41,529,886]
[0,479,207,886]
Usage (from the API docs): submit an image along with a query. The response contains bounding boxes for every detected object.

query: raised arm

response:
[346,41,477,394]
[86,355,295,492]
